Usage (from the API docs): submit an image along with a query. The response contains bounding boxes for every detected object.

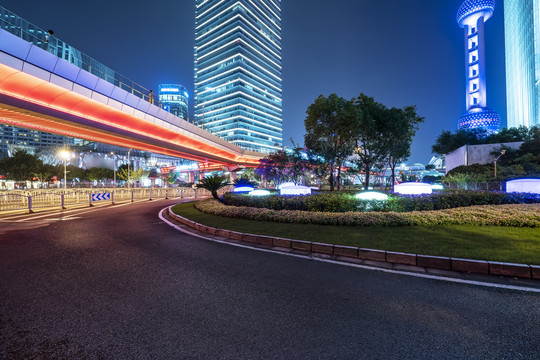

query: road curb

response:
[167,207,536,280]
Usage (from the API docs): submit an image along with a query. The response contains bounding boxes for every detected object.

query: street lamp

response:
[58,149,70,189]
[494,149,506,178]
[127,149,132,189]
[111,152,116,188]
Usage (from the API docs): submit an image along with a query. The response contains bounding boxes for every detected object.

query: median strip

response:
[167,205,537,280]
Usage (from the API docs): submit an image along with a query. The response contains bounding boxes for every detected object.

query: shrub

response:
[194,199,540,228]
[223,190,540,213]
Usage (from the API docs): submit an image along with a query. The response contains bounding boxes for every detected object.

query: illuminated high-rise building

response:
[159,84,189,121]
[504,0,540,129]
[194,0,283,153]
[456,0,500,134]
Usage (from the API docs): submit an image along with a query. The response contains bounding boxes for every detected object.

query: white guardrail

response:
[0,187,232,213]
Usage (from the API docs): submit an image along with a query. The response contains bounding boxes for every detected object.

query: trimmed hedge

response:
[223,191,540,213]
[196,199,540,228]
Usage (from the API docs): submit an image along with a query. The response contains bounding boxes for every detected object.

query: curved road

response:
[1,200,539,359]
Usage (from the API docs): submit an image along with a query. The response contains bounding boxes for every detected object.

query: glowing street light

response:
[494,149,506,178]
[110,152,116,188]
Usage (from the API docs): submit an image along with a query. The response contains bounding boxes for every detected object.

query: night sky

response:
[1,0,507,163]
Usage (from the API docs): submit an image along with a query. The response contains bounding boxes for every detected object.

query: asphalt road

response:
[0,200,539,359]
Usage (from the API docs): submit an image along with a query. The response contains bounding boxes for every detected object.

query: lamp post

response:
[111,152,116,188]
[494,149,506,178]
[127,149,132,189]
[59,149,70,189]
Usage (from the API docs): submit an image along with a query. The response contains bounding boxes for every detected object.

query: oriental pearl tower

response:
[456,0,500,134]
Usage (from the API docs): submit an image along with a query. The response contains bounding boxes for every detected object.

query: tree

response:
[240,168,260,183]
[256,148,308,186]
[304,94,360,190]
[0,150,43,182]
[85,167,113,182]
[165,171,179,186]
[352,94,388,189]
[197,174,229,200]
[117,167,146,187]
[256,150,291,186]
[384,106,424,190]
[432,129,486,155]
[431,126,537,156]
[32,163,62,187]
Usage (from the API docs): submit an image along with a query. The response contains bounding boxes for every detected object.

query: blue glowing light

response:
[394,182,433,195]
[506,179,540,194]
[457,0,495,27]
[356,192,389,201]
[458,109,500,134]
[233,186,255,193]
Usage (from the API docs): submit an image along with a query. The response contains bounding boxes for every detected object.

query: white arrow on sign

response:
[91,193,111,201]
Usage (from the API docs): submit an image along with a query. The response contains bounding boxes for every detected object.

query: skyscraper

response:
[194,0,283,154]
[159,84,189,121]
[504,0,540,129]
[456,0,500,134]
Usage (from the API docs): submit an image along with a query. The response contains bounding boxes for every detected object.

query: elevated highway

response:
[0,28,263,167]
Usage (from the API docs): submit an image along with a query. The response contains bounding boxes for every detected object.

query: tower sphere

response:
[457,0,495,28]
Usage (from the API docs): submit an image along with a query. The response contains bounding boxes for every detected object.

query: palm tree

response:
[197,174,230,200]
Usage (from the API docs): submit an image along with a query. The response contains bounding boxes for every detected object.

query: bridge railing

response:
[0,187,227,213]
[0,5,165,109]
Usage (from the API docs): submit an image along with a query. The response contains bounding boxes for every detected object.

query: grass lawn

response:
[172,202,540,265]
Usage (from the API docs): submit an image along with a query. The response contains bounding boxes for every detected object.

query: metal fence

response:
[0,187,232,213]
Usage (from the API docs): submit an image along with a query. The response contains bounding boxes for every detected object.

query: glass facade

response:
[159,84,190,121]
[194,0,283,154]
[504,0,540,129]
[456,0,500,134]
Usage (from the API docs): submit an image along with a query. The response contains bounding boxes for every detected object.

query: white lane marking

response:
[159,207,540,294]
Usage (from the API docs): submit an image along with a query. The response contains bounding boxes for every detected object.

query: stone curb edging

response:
[168,207,539,280]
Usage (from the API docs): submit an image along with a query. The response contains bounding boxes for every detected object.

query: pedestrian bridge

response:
[0,28,262,167]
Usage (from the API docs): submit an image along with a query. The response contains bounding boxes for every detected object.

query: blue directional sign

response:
[91,193,111,201]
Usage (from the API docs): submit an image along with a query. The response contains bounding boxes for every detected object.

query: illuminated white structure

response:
[250,189,271,196]
[394,182,433,195]
[506,179,540,194]
[233,186,255,193]
[504,0,540,129]
[457,0,500,134]
[279,184,311,196]
[356,192,389,201]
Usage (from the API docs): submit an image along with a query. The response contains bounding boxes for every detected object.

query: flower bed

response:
[222,191,540,213]
[195,199,540,227]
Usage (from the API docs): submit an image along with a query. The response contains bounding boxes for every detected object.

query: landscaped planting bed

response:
[171,202,540,264]
[197,199,540,227]
[222,191,540,213]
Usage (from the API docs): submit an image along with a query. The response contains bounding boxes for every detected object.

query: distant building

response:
[445,142,523,174]
[504,0,540,129]
[158,84,189,121]
[194,0,283,153]
[456,0,500,134]
[0,5,83,156]
[0,126,71,158]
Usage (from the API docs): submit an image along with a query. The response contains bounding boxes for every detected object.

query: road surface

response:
[1,200,539,359]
